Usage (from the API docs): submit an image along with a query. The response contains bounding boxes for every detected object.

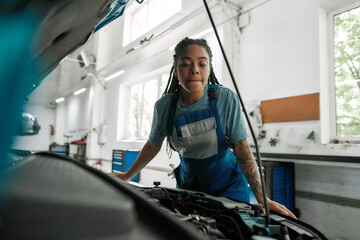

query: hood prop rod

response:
[203,0,270,227]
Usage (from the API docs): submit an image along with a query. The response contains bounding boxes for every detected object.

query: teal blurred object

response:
[93,0,130,33]
[0,0,124,171]
[0,9,40,169]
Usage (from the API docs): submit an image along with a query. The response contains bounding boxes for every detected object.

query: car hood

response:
[29,0,128,89]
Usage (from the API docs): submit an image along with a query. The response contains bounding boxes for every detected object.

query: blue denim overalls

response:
[168,84,250,203]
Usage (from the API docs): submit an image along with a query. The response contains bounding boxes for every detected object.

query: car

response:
[0,151,327,240]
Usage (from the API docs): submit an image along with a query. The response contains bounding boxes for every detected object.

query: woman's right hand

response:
[110,172,129,181]
[109,141,162,182]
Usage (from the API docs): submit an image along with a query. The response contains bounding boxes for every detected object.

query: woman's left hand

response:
[267,199,297,219]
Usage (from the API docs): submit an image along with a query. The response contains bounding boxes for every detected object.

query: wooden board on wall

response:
[260,93,319,123]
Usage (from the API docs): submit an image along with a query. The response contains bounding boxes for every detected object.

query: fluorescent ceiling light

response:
[74,88,86,95]
[105,70,125,81]
[55,97,64,103]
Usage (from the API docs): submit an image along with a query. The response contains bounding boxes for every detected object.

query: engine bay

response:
[138,186,326,240]
[0,152,327,240]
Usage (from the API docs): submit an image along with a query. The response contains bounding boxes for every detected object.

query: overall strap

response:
[167,91,179,135]
[167,91,179,150]
[208,84,227,151]
[207,84,219,109]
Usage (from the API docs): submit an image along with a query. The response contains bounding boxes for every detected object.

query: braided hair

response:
[162,37,219,97]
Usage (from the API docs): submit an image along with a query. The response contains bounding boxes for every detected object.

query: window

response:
[331,4,360,139]
[126,73,168,139]
[123,0,182,46]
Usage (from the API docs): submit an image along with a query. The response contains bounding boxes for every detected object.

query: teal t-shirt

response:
[149,84,248,146]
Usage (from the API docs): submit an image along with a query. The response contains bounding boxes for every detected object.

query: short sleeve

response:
[148,94,175,144]
[224,90,248,144]
[148,103,165,144]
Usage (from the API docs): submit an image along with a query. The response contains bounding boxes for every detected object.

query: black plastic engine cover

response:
[0,152,206,240]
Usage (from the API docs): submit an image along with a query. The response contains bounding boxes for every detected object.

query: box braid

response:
[162,37,219,97]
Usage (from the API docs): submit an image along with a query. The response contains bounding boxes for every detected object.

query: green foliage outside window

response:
[333,6,360,137]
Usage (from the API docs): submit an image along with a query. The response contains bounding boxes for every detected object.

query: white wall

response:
[66,89,91,137]
[54,86,92,159]
[54,88,92,141]
[239,0,320,101]
[11,69,58,152]
[55,100,67,144]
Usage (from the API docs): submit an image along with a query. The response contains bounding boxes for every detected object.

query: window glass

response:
[141,79,158,137]
[128,83,143,139]
[160,73,169,97]
[333,6,360,137]
[125,72,169,139]
[131,4,148,43]
[123,0,182,46]
[148,0,164,30]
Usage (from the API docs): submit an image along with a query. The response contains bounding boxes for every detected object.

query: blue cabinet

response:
[112,150,140,182]
[263,161,294,212]
[49,143,69,156]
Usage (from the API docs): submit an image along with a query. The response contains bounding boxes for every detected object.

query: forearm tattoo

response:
[234,140,264,201]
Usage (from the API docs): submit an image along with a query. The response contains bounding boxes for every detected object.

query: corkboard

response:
[260,93,319,123]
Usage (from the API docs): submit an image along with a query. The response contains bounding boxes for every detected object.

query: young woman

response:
[115,37,295,218]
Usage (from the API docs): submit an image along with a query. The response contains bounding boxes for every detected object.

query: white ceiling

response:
[27,36,97,106]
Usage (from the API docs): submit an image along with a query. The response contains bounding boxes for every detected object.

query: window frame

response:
[123,70,170,140]
[328,2,360,142]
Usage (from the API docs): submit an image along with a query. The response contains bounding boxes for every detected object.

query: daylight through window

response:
[127,73,168,139]
[333,5,360,138]
[123,0,182,46]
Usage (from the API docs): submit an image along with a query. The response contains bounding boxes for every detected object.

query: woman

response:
[115,37,295,218]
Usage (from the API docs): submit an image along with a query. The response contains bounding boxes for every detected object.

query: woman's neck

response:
[180,88,205,107]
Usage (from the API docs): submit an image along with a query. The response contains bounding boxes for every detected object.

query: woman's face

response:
[174,44,211,95]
